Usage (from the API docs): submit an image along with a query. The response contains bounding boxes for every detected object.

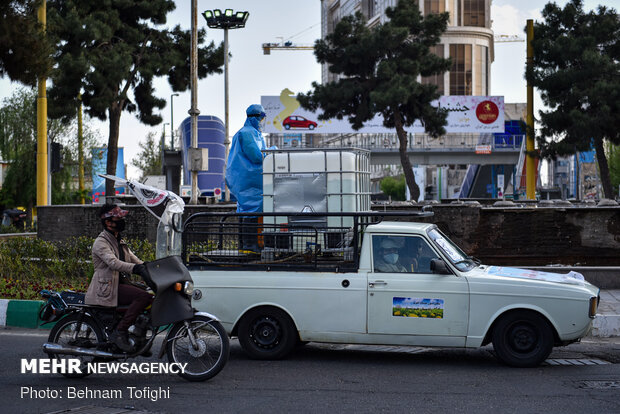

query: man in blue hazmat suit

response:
[225,104,269,213]
[225,104,271,251]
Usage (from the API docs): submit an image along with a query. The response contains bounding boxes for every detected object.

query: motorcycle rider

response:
[84,204,151,352]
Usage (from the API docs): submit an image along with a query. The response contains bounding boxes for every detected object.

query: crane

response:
[263,34,523,55]
[262,40,314,55]
[494,34,525,43]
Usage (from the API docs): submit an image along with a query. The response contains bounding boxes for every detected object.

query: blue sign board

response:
[91,147,125,202]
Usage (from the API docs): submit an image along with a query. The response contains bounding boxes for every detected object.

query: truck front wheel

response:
[492,310,554,367]
[238,307,297,360]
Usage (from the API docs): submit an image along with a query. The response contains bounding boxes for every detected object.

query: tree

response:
[380,175,406,201]
[46,1,224,197]
[608,143,620,198]
[131,131,163,182]
[0,0,51,85]
[298,0,450,201]
[0,88,100,217]
[527,0,620,199]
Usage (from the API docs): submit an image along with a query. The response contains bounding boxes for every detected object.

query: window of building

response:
[424,0,445,15]
[463,0,485,27]
[422,44,445,95]
[449,44,472,95]
[474,45,488,95]
[363,0,378,19]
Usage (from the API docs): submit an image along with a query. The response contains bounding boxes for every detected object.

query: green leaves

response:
[0,0,52,85]
[45,0,224,193]
[528,0,620,198]
[131,131,162,181]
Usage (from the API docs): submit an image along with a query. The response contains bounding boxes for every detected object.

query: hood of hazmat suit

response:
[225,104,268,213]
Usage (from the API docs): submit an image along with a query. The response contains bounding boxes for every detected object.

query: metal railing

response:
[267,133,524,152]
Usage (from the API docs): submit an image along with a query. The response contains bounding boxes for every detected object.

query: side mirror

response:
[430,258,451,275]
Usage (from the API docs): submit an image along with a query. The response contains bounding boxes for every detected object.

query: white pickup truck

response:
[183,211,599,367]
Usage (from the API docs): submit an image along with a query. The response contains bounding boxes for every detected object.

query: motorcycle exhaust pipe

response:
[43,342,125,359]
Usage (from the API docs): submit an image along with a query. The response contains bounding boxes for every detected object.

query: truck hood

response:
[472,265,590,286]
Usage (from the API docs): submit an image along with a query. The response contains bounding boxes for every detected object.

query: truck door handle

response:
[369,280,387,288]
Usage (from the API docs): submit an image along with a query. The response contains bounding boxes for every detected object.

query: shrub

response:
[380,175,407,201]
[0,236,155,300]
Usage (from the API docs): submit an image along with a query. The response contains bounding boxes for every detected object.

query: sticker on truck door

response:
[392,297,444,318]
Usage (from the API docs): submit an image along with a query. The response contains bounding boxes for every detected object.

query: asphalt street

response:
[1,327,619,414]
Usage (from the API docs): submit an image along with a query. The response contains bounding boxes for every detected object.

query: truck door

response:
[367,235,469,340]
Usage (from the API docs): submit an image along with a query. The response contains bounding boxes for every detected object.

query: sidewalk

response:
[1,291,619,337]
[590,289,620,338]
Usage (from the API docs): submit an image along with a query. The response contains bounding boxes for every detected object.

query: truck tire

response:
[238,307,297,360]
[492,310,554,368]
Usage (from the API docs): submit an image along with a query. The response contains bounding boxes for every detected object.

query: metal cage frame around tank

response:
[261,148,372,229]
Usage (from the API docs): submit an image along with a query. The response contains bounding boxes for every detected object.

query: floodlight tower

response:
[202,9,249,201]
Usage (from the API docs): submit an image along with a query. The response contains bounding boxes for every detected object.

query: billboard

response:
[262,92,504,134]
[91,147,125,202]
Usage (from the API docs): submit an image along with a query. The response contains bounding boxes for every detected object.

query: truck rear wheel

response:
[238,307,297,360]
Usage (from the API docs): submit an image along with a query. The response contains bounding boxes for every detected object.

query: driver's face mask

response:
[383,252,399,264]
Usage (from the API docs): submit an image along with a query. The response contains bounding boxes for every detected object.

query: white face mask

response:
[259,117,266,131]
[384,253,399,264]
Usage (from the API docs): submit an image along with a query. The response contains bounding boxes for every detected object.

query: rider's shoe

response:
[110,330,133,352]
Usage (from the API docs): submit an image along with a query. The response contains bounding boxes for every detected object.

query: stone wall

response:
[37,202,620,266]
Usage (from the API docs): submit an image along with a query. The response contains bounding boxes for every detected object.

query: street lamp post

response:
[202,9,249,202]
[170,93,179,150]
[161,122,169,174]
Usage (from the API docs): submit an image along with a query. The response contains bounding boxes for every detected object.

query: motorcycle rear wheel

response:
[47,314,105,378]
[166,315,229,382]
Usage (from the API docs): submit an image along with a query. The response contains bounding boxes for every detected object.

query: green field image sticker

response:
[393,297,444,318]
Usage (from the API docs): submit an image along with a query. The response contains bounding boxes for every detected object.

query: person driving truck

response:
[374,237,408,273]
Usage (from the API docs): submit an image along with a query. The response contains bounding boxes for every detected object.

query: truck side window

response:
[372,235,439,274]
[404,236,439,274]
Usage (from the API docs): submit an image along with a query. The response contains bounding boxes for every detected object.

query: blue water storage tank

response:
[180,115,226,196]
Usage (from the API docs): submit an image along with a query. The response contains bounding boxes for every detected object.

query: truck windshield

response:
[427,228,477,272]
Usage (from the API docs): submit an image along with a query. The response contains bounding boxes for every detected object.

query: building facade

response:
[321,0,494,97]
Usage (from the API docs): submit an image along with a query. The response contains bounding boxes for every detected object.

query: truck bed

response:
[182,211,432,272]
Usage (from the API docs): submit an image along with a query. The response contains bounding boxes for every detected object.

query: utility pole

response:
[36,0,48,208]
[223,27,230,201]
[526,19,536,200]
[189,0,200,205]
[170,93,179,149]
[78,94,84,204]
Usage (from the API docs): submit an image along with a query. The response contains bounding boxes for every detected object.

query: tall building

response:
[321,0,493,96]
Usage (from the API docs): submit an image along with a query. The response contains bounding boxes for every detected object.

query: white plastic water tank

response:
[262,149,370,228]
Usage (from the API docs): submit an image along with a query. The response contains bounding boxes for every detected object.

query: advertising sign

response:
[262,92,504,134]
[475,145,492,154]
[91,148,125,202]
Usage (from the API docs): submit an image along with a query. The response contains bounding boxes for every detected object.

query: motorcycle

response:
[40,255,229,382]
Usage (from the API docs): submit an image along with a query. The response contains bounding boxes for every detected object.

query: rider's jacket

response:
[85,230,143,307]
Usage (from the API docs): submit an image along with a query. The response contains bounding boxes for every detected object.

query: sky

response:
[0,0,615,180]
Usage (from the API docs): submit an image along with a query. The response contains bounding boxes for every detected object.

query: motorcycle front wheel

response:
[47,314,105,378]
[166,315,230,382]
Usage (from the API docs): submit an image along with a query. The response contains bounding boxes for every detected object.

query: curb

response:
[591,314,620,338]
[0,299,51,329]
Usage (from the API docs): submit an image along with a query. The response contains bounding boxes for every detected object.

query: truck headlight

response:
[183,281,194,296]
[589,296,598,318]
